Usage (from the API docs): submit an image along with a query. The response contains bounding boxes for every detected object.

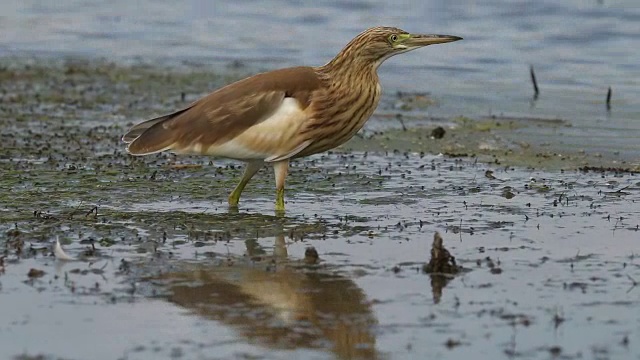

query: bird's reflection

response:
[154,228,379,359]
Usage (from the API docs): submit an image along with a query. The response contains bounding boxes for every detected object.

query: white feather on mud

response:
[54,236,75,261]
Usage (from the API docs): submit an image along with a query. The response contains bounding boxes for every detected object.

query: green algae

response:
[345,115,639,172]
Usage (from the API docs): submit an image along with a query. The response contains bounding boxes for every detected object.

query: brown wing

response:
[121,108,190,143]
[124,66,322,156]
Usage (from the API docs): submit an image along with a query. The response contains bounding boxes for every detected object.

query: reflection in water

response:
[429,274,454,304]
[423,232,462,304]
[155,233,379,359]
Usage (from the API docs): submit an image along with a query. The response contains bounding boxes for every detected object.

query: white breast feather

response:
[204,97,307,161]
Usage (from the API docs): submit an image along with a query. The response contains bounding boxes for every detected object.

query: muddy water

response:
[1,61,639,359]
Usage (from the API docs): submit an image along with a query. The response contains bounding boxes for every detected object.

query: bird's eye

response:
[389,34,398,42]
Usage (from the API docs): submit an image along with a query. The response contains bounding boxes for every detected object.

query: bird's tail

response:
[122,109,188,155]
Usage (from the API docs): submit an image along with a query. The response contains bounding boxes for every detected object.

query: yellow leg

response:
[273,160,289,212]
[275,188,285,211]
[228,161,263,207]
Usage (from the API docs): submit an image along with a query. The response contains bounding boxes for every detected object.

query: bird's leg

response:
[273,160,289,212]
[228,161,263,207]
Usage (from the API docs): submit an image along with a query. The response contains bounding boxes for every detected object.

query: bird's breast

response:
[299,81,381,156]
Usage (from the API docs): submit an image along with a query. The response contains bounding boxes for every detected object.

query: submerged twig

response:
[85,206,98,219]
[604,185,631,196]
[530,65,539,100]
[617,184,631,192]
[627,275,637,294]
[396,114,407,131]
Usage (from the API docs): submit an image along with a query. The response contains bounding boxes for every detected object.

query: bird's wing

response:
[122,108,191,143]
[264,139,313,163]
[124,67,322,160]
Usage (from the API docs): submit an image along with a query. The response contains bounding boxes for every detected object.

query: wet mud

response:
[1,59,639,360]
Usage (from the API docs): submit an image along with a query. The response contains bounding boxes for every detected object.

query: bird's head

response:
[328,26,462,71]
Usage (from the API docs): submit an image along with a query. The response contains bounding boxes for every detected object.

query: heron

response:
[122,26,462,211]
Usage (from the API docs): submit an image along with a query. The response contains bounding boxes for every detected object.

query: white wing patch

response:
[203,97,310,161]
[206,139,270,160]
[264,140,312,162]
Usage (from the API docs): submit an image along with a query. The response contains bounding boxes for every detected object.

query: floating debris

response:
[485,170,505,181]
[484,256,503,274]
[423,232,461,275]
[54,236,75,261]
[423,232,463,303]
[394,91,437,111]
[445,338,463,349]
[430,126,446,139]
[548,346,562,356]
[501,187,516,199]
[27,268,46,279]
[304,246,319,265]
[169,164,203,170]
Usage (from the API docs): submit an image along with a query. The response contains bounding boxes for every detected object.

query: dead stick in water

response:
[606,87,612,111]
[396,114,407,131]
[530,65,539,99]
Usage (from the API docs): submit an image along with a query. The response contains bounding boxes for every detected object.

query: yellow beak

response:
[406,34,463,47]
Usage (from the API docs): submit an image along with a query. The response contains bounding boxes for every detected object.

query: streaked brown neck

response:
[299,39,385,157]
[316,40,381,87]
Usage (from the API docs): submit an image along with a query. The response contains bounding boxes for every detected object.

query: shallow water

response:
[1,0,639,159]
[1,148,639,359]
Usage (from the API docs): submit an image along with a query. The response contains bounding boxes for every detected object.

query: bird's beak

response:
[405,34,463,47]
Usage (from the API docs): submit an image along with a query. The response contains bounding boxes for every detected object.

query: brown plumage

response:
[122,26,462,211]
[124,67,322,156]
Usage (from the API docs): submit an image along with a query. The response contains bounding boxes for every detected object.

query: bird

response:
[122,26,462,212]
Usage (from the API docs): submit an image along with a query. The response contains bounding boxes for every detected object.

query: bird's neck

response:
[318,54,380,89]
